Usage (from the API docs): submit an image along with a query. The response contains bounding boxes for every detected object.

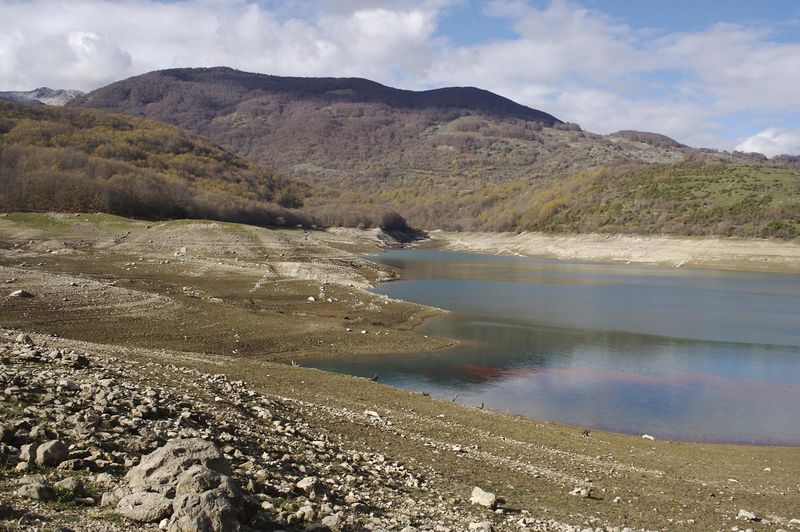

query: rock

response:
[19,443,39,464]
[117,492,173,523]
[126,438,230,496]
[175,464,240,502]
[101,491,122,507]
[0,423,13,443]
[9,290,33,298]
[468,522,494,532]
[296,476,318,493]
[306,525,331,532]
[168,489,241,532]
[15,333,33,345]
[54,477,84,496]
[737,509,758,521]
[641,434,655,441]
[17,481,55,501]
[470,486,497,508]
[58,379,79,391]
[569,486,592,498]
[0,502,14,519]
[321,514,342,529]
[36,440,69,467]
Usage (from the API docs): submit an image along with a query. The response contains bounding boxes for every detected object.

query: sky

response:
[1,0,799,156]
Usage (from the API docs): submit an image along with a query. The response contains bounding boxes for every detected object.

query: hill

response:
[0,87,84,106]
[71,67,800,238]
[0,100,313,227]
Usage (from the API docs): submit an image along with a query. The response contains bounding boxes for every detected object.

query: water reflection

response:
[306,250,800,445]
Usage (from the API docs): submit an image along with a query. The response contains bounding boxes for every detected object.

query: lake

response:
[304,249,800,445]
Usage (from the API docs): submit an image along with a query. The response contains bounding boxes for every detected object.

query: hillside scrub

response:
[0,101,317,227]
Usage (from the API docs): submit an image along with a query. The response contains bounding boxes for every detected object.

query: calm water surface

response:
[305,249,800,445]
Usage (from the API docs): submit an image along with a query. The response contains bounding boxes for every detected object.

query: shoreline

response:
[427,230,800,274]
[1,214,799,529]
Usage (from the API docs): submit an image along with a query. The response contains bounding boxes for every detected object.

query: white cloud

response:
[0,0,798,151]
[736,128,800,157]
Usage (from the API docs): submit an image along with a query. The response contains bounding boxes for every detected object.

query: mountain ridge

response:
[70,67,800,238]
[0,87,84,106]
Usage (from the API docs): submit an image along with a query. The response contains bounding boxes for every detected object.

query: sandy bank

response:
[432,231,800,273]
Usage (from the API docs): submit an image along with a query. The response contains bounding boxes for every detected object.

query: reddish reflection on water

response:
[306,250,800,445]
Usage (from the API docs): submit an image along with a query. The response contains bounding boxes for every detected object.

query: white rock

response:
[641,434,655,440]
[736,509,757,521]
[468,522,493,532]
[470,486,497,508]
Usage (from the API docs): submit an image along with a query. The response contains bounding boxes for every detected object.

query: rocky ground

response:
[0,213,799,531]
[0,330,589,531]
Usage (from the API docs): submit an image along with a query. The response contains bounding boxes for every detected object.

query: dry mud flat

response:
[433,231,800,273]
[1,213,799,531]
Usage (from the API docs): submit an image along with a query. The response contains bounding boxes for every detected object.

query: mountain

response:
[0,100,315,228]
[0,87,84,106]
[71,67,799,239]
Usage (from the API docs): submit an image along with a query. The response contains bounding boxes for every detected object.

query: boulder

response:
[175,464,240,502]
[470,486,497,509]
[469,522,494,532]
[126,438,230,496]
[35,440,69,467]
[117,492,173,523]
[168,489,241,532]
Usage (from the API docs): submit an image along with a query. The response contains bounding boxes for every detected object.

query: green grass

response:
[4,212,71,228]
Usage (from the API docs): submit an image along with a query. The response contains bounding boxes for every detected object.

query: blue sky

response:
[1,0,799,155]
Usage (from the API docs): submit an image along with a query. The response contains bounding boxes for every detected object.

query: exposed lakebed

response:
[304,249,800,445]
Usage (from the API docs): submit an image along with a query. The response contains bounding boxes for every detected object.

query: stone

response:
[9,290,33,298]
[321,514,342,529]
[15,333,33,345]
[737,509,758,521]
[168,489,241,532]
[468,522,494,532]
[0,502,13,519]
[117,492,173,523]
[641,434,655,441]
[126,438,230,496]
[17,481,55,501]
[296,476,318,492]
[569,486,592,498]
[36,440,69,467]
[54,477,84,496]
[470,486,497,508]
[101,491,121,507]
[0,423,13,443]
[175,464,240,502]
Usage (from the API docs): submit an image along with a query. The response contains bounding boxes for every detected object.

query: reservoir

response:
[304,249,800,445]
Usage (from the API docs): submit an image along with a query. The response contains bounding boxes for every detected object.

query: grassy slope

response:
[525,163,800,240]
